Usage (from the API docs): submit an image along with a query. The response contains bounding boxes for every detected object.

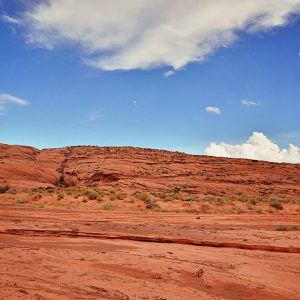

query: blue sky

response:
[0,1,300,162]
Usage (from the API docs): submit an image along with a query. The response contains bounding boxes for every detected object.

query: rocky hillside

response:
[0,143,299,199]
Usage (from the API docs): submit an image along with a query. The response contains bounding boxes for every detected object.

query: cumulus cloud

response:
[204,132,300,163]
[20,0,300,71]
[205,106,221,114]
[0,93,28,115]
[241,99,259,106]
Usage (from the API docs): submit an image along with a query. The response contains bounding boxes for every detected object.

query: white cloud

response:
[0,93,28,115]
[20,0,300,71]
[163,70,175,77]
[87,111,101,122]
[241,99,259,106]
[0,93,28,105]
[2,15,19,25]
[205,106,221,114]
[204,132,300,163]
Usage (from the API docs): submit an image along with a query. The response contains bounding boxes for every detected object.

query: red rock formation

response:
[1,143,299,198]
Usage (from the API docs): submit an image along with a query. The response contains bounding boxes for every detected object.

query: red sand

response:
[0,206,300,299]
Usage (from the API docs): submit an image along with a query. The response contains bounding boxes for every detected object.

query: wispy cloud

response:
[87,111,101,122]
[163,70,175,78]
[20,0,300,71]
[205,106,221,114]
[204,132,300,163]
[2,15,19,25]
[0,93,28,115]
[0,93,28,105]
[241,99,260,106]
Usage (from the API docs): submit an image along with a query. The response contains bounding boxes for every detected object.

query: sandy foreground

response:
[0,205,299,300]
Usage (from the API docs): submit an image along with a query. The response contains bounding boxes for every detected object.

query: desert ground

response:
[0,206,300,300]
[0,144,299,299]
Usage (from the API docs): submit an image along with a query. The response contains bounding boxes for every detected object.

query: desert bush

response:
[115,191,126,200]
[275,225,300,231]
[183,194,199,202]
[31,187,54,195]
[170,185,182,193]
[216,197,225,204]
[144,196,155,209]
[65,187,76,196]
[202,196,216,203]
[269,201,283,210]
[247,197,262,205]
[15,198,29,205]
[214,197,225,205]
[132,191,141,199]
[165,192,179,201]
[0,185,10,194]
[102,203,119,210]
[132,191,148,201]
[152,192,165,198]
[8,188,17,195]
[46,186,55,193]
[56,167,64,173]
[154,206,168,212]
[163,195,174,202]
[85,190,98,200]
[59,175,65,185]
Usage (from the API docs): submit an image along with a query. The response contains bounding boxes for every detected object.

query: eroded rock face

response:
[0,143,299,198]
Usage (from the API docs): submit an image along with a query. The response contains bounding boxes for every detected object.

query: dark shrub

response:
[0,185,9,194]
[269,201,283,210]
